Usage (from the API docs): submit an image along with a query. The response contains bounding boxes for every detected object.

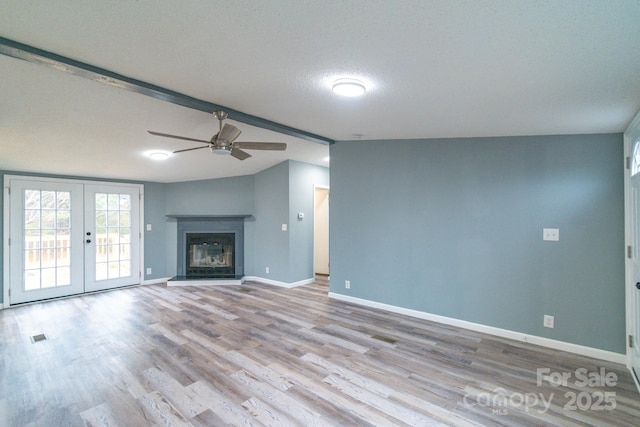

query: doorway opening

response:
[314,186,330,277]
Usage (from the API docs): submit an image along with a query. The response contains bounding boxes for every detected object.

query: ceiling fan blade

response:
[230,148,252,160]
[218,124,242,143]
[148,131,211,144]
[173,146,209,154]
[235,141,287,151]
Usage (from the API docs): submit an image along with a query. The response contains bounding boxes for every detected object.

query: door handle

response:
[86,239,92,244]
[636,282,640,290]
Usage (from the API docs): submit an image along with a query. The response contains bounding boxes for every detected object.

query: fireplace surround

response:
[169,215,248,280]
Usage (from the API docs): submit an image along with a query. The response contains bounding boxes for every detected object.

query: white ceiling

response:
[1,1,639,183]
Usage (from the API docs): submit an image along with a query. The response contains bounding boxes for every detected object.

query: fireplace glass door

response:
[186,233,235,277]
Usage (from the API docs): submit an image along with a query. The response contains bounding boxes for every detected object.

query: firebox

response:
[186,233,234,276]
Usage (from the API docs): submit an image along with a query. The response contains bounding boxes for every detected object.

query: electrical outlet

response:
[146,268,152,275]
[543,228,559,241]
[345,280,350,289]
[543,314,554,328]
[266,267,270,274]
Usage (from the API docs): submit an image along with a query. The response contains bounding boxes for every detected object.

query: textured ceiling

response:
[1,1,639,182]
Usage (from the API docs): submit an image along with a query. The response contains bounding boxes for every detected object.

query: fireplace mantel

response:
[167,214,252,220]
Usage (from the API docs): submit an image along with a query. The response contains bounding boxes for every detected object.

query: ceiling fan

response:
[147,111,287,160]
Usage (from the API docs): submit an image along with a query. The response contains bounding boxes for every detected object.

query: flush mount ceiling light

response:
[332,78,366,97]
[147,150,171,161]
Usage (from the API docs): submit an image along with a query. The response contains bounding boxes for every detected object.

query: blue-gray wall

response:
[165,175,255,215]
[289,161,330,281]
[329,134,625,353]
[142,182,167,281]
[253,162,290,281]
[251,161,330,283]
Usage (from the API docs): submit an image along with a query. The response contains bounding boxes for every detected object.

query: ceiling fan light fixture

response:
[211,146,232,155]
[332,78,366,97]
[147,150,171,160]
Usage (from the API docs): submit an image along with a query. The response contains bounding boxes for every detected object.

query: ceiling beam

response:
[0,36,334,145]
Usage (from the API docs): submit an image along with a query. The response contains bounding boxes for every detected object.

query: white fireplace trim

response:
[165,276,314,288]
[243,276,315,289]
[168,277,242,287]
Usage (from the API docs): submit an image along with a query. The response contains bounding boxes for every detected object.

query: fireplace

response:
[170,216,247,280]
[186,233,234,276]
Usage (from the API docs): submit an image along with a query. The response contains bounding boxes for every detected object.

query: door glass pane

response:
[633,140,640,176]
[94,193,132,281]
[57,266,71,286]
[22,190,72,291]
[96,263,108,281]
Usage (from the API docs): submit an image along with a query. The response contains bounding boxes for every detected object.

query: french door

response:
[6,177,141,305]
[629,162,640,381]
[83,184,141,292]
[629,132,640,385]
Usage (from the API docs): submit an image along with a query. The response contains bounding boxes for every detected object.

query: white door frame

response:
[2,175,144,307]
[624,109,640,392]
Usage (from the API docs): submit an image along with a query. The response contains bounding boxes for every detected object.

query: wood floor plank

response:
[222,350,294,391]
[141,367,208,418]
[137,390,192,427]
[322,374,445,426]
[230,369,324,426]
[79,402,120,427]
[186,380,263,426]
[297,327,369,354]
[268,361,405,427]
[301,352,479,426]
[241,396,304,427]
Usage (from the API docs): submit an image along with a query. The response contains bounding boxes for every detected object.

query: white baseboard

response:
[631,367,640,394]
[143,277,173,285]
[243,276,314,289]
[329,292,626,365]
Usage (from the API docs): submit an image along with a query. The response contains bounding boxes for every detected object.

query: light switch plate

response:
[146,224,152,231]
[543,228,559,241]
[282,224,287,231]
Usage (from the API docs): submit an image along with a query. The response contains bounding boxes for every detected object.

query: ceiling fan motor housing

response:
[210,144,232,155]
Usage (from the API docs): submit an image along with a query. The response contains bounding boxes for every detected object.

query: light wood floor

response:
[1,277,639,426]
